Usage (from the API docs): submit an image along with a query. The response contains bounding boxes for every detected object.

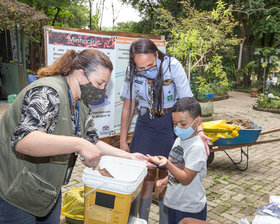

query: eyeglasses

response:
[136,60,157,72]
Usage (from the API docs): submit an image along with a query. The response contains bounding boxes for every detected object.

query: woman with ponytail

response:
[120,38,211,223]
[0,49,148,224]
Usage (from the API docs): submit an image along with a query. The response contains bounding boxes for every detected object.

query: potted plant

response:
[250,81,259,97]
[197,83,214,122]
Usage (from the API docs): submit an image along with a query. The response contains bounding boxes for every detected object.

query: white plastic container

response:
[82,156,147,224]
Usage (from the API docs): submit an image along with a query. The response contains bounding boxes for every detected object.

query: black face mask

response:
[79,82,105,106]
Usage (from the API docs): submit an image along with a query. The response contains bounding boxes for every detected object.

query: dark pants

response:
[0,193,62,224]
[168,203,207,224]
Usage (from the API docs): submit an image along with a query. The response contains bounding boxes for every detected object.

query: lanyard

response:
[65,78,80,136]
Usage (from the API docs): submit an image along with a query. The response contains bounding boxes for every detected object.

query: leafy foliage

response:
[255,93,280,109]
[18,0,97,30]
[0,0,48,38]
[155,0,239,99]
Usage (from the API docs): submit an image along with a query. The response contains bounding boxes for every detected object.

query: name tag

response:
[135,80,143,84]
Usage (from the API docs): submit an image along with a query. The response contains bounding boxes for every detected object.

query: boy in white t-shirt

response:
[147,97,207,224]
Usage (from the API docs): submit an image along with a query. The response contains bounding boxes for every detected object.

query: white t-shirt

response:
[164,135,207,213]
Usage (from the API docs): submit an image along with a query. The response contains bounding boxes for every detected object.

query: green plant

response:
[251,80,260,89]
[268,84,280,97]
[212,81,232,95]
[155,0,239,100]
[196,79,214,96]
[254,94,280,109]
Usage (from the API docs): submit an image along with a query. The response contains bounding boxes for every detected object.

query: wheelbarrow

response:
[206,122,280,171]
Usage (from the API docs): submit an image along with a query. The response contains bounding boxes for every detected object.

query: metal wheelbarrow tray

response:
[207,122,280,171]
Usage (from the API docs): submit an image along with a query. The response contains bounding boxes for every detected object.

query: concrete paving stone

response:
[245,194,261,203]
[240,205,256,217]
[220,193,232,201]
[150,204,159,214]
[258,193,270,202]
[234,212,249,220]
[269,189,280,196]
[260,184,274,192]
[232,193,246,202]
[251,174,268,181]
[211,204,231,215]
[207,200,219,208]
[224,220,235,224]
[207,213,227,223]
[221,213,240,223]
[266,174,279,182]
[148,211,159,221]
[234,188,254,198]
[208,220,219,224]
[229,173,247,181]
[255,167,271,173]
[250,184,264,191]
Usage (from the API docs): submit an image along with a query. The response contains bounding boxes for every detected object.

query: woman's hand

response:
[130,153,156,168]
[146,154,168,167]
[156,177,168,193]
[79,140,102,169]
[198,131,211,157]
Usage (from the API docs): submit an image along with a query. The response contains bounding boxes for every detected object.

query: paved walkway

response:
[1,91,280,223]
[203,91,280,223]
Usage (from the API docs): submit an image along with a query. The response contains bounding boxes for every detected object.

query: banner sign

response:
[45,27,165,138]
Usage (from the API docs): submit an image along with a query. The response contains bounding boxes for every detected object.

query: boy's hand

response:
[146,154,168,167]
[130,153,156,168]
[156,177,168,193]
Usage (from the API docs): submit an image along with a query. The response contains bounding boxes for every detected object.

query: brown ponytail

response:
[37,49,113,78]
[38,49,77,78]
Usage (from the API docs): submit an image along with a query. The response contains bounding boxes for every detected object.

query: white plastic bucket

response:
[82,156,147,194]
[82,156,147,224]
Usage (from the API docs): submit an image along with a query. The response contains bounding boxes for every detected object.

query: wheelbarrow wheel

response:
[207,152,214,166]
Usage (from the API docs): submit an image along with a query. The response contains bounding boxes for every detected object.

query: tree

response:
[120,0,185,33]
[235,0,280,86]
[18,0,98,30]
[123,0,280,89]
[156,0,239,98]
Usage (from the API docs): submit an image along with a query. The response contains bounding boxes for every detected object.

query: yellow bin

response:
[82,156,147,224]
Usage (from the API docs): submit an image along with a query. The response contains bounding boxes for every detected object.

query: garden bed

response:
[198,93,229,102]
[253,106,280,114]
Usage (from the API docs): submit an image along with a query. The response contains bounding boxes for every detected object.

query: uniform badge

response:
[163,79,173,86]
[167,95,173,101]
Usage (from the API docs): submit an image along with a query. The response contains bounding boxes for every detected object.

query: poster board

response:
[44,26,165,138]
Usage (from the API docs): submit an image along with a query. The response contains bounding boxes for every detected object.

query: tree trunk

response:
[242,42,251,87]
[235,0,251,87]
[52,7,61,26]
[89,0,92,30]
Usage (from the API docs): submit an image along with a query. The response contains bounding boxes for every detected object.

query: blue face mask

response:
[174,118,197,141]
[137,66,158,79]
[136,57,161,79]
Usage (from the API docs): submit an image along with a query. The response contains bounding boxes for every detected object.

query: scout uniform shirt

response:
[121,56,193,108]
